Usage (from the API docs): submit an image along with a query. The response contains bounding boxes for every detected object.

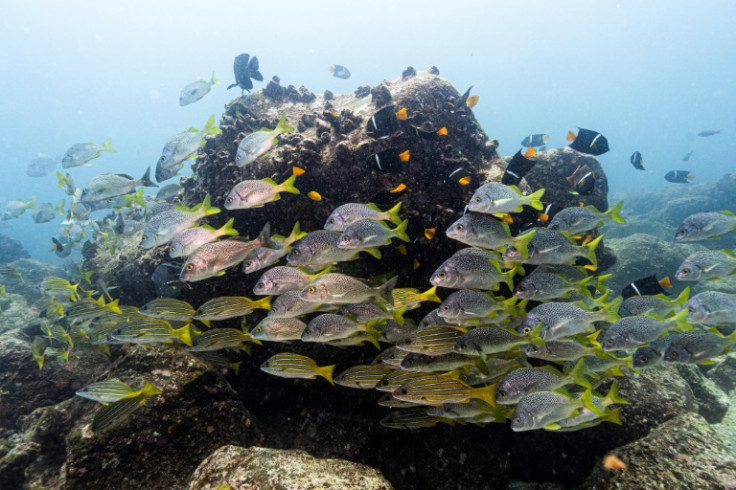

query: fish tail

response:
[203,114,222,136]
[105,299,122,314]
[210,72,220,85]
[173,324,193,346]
[387,202,403,226]
[366,334,381,351]
[672,309,693,332]
[580,389,603,416]
[421,285,442,304]
[392,306,407,326]
[55,199,65,215]
[599,295,622,324]
[474,357,491,375]
[575,276,595,298]
[218,217,239,237]
[26,197,37,211]
[594,274,612,294]
[394,219,410,242]
[526,188,545,210]
[512,228,536,260]
[568,358,592,389]
[506,263,525,291]
[100,138,116,153]
[140,381,162,397]
[605,201,626,224]
[140,167,158,188]
[378,276,399,303]
[362,247,382,260]
[474,383,498,408]
[602,381,629,406]
[319,364,336,386]
[284,221,305,245]
[200,194,222,217]
[280,173,300,195]
[673,286,690,307]
[584,234,603,266]
[275,116,295,134]
[602,407,623,425]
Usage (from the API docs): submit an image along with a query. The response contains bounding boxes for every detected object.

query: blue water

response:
[1,1,735,260]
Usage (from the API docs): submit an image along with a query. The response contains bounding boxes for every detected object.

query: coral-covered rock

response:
[0,234,29,264]
[188,445,393,490]
[578,413,736,489]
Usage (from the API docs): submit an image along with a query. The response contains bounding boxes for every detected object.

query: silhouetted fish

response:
[622,274,672,299]
[630,151,645,170]
[329,64,351,79]
[664,170,694,183]
[227,53,263,94]
[567,128,609,156]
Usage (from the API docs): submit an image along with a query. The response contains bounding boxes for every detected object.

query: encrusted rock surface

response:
[188,445,394,490]
[0,234,30,264]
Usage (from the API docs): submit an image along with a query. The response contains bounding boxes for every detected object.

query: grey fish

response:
[235,116,294,167]
[26,155,57,177]
[180,224,278,282]
[496,359,590,405]
[267,290,330,318]
[600,310,690,351]
[513,270,600,301]
[675,250,736,281]
[80,167,157,202]
[445,212,536,257]
[250,317,306,342]
[337,219,410,249]
[547,202,625,235]
[286,230,380,268]
[156,116,221,182]
[33,201,64,223]
[301,314,375,342]
[419,308,443,328]
[518,297,621,341]
[633,335,676,368]
[298,273,397,305]
[179,72,219,106]
[140,194,220,249]
[252,265,331,296]
[324,202,402,231]
[619,287,690,317]
[511,390,599,431]
[62,138,115,168]
[431,248,514,290]
[684,291,736,325]
[438,289,519,325]
[674,211,736,242]
[466,183,544,216]
[2,198,35,220]
[168,218,238,258]
[664,330,736,363]
[503,228,601,266]
[155,183,183,202]
[453,326,537,357]
[525,339,601,362]
[151,262,188,298]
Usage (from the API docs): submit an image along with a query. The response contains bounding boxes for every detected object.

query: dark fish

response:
[411,123,448,140]
[621,274,672,298]
[567,128,609,156]
[51,236,72,258]
[630,151,645,170]
[566,164,596,195]
[365,105,407,139]
[329,64,351,79]
[227,53,263,94]
[520,134,549,148]
[450,86,479,115]
[502,149,537,186]
[697,129,721,137]
[682,150,694,162]
[664,170,694,184]
[366,148,410,174]
[151,262,187,298]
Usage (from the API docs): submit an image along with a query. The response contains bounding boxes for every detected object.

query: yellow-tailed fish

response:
[260,353,335,385]
[187,327,262,352]
[139,298,195,322]
[334,364,394,389]
[76,379,161,404]
[393,375,497,406]
[395,325,467,356]
[193,296,271,326]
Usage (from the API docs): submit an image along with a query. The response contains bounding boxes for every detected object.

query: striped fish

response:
[375,370,426,393]
[334,364,393,389]
[139,298,195,322]
[260,352,335,385]
[392,375,497,406]
[377,393,418,408]
[193,296,271,325]
[186,328,262,352]
[425,399,504,420]
[325,331,381,350]
[371,346,410,368]
[65,297,121,324]
[380,408,456,429]
[92,394,151,432]
[395,325,467,356]
[375,286,442,311]
[110,317,192,346]
[41,276,80,301]
[76,379,160,404]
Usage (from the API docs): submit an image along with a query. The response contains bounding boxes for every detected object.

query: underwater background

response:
[2,1,736,489]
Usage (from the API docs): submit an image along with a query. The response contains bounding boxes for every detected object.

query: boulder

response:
[188,445,393,490]
[578,412,736,489]
[0,234,29,264]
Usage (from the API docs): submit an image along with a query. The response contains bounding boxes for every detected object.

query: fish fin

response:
[594,274,611,294]
[320,364,336,386]
[139,167,158,188]
[217,217,239,237]
[580,390,603,416]
[512,229,536,260]
[210,72,220,85]
[203,115,222,136]
[420,285,442,304]
[567,130,577,142]
[394,219,410,242]
[100,138,116,153]
[584,234,603,266]
[605,201,626,224]
[385,202,403,225]
[602,381,629,406]
[275,116,295,134]
[279,173,300,195]
[362,247,382,260]
[378,276,399,303]
[140,381,162,397]
[568,358,592,389]
[173,324,193,346]
[392,306,407,326]
[526,188,545,210]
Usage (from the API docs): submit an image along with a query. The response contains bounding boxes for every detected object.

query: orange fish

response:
[292,166,306,176]
[395,108,408,121]
[307,191,322,201]
[602,455,627,472]
[437,127,448,136]
[424,228,436,240]
[399,150,410,162]
[396,244,408,256]
[458,176,471,186]
[390,183,407,194]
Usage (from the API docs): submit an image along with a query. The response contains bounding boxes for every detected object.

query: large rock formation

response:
[0,234,29,264]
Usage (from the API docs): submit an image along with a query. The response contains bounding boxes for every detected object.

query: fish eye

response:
[640,356,648,363]
[328,218,335,224]
[517,287,525,293]
[257,282,264,289]
[142,235,148,240]
[514,417,521,425]
[456,224,464,231]
[304,329,311,335]
[403,338,412,345]
[340,236,349,242]
[307,286,316,293]
[473,197,481,203]
[682,268,689,274]
[271,307,278,312]
[606,339,614,345]
[226,197,233,203]
[404,358,414,366]
[185,264,193,271]
[498,390,506,398]
[170,247,176,253]
[438,272,446,278]
[263,361,270,367]
[291,250,300,256]
[670,351,678,358]
[687,307,693,313]
[522,326,531,334]
[245,261,252,267]
[442,305,450,311]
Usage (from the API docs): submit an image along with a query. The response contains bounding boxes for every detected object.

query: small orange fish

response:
[390,183,407,194]
[437,127,448,136]
[602,455,626,472]
[307,191,322,201]
[292,166,306,176]
[399,150,410,162]
[523,147,536,158]
[395,108,408,121]
[424,228,436,240]
[396,244,408,256]
[458,176,471,186]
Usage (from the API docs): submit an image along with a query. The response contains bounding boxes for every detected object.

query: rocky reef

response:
[4,68,736,489]
[0,234,30,264]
